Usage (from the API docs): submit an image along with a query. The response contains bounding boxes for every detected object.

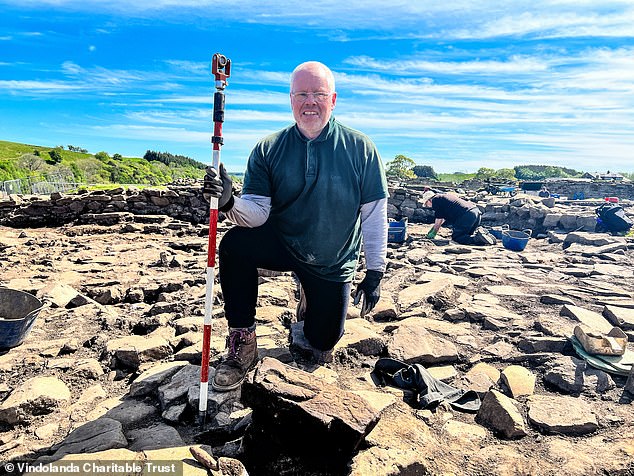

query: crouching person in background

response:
[422,191,496,246]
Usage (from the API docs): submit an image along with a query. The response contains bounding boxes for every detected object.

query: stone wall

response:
[406,178,634,201]
[1,183,631,236]
[0,184,209,228]
[542,180,634,201]
[480,196,600,234]
[387,186,434,223]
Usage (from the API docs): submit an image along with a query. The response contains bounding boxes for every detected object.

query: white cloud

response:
[90,123,210,142]
[142,90,289,106]
[163,60,207,75]
[468,9,634,39]
[124,108,289,125]
[0,80,80,91]
[4,1,634,39]
[344,55,549,75]
[62,61,83,74]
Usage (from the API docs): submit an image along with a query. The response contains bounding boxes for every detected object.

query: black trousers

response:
[218,222,351,351]
[451,208,481,245]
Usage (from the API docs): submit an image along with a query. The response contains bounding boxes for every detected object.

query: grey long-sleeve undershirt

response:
[224,194,387,272]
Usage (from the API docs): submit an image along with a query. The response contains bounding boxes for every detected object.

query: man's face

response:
[290,66,337,140]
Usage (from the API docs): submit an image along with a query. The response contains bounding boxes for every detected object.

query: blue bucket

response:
[489,225,509,240]
[501,229,531,251]
[0,288,43,349]
[388,218,408,243]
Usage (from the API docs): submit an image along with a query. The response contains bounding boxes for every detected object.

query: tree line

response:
[384,154,606,182]
[143,150,206,170]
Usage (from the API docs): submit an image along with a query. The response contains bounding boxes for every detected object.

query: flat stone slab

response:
[37,418,128,463]
[603,305,634,330]
[352,404,438,475]
[101,399,158,430]
[387,317,458,364]
[416,318,472,338]
[518,335,568,353]
[578,279,632,298]
[35,283,82,308]
[105,334,172,370]
[527,394,599,435]
[559,266,594,277]
[597,298,634,309]
[540,294,576,306]
[592,263,634,277]
[397,280,456,311]
[485,285,538,297]
[335,318,384,356]
[158,364,201,410]
[543,356,615,395]
[507,274,543,285]
[127,422,185,451]
[242,357,381,454]
[560,305,613,334]
[563,232,624,247]
[416,271,470,288]
[129,361,189,397]
[580,241,628,256]
[0,376,71,425]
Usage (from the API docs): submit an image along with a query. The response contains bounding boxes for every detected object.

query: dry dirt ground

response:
[0,221,633,476]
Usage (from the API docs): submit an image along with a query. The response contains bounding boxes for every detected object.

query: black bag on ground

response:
[372,358,481,413]
[595,203,633,233]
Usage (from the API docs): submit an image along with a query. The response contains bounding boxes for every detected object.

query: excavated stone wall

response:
[0,183,631,235]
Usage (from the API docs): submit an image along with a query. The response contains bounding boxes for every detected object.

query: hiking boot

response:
[211,328,258,392]
[296,284,307,322]
[473,227,497,246]
[312,347,333,364]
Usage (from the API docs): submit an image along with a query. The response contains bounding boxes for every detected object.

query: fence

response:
[1,171,83,198]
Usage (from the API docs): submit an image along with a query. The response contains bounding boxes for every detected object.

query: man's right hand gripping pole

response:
[353,270,384,318]
[202,163,234,212]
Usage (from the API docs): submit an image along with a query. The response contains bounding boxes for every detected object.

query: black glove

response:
[353,270,384,318]
[202,163,234,211]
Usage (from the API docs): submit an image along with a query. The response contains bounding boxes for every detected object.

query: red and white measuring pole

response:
[199,52,231,422]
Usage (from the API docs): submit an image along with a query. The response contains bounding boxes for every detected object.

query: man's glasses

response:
[291,92,332,103]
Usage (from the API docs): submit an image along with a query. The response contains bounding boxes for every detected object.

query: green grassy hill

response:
[0,140,206,186]
[0,140,52,158]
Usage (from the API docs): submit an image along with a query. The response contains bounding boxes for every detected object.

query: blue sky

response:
[1,1,634,174]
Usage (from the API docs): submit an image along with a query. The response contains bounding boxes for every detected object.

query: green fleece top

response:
[242,117,387,281]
